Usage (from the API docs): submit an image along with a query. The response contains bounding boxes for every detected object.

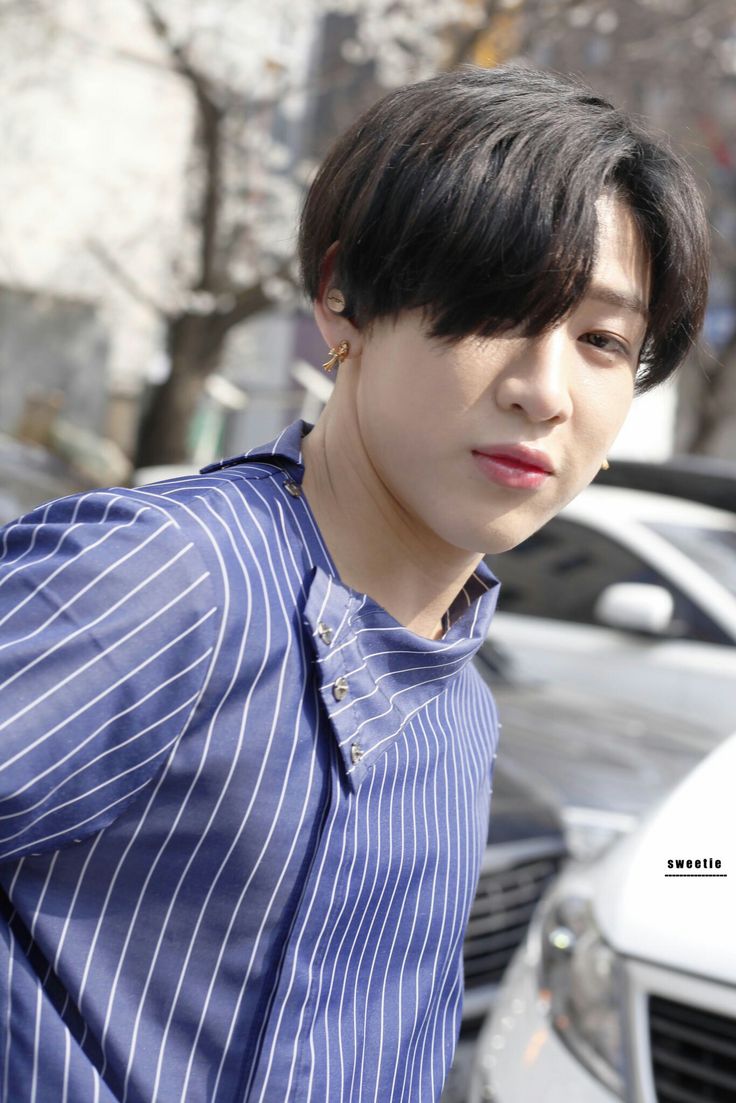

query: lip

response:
[471,444,556,490]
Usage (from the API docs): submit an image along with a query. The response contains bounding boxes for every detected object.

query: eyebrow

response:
[586,284,649,320]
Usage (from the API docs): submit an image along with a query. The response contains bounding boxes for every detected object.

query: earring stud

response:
[326,288,346,313]
[601,458,610,471]
[322,339,350,373]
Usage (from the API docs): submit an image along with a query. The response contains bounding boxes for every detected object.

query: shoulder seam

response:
[102,488,224,742]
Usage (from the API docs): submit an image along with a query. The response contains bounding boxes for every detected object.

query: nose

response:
[494,328,574,424]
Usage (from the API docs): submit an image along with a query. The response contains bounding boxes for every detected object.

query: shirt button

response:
[332,675,349,701]
[351,743,364,765]
[284,480,302,498]
[317,621,333,645]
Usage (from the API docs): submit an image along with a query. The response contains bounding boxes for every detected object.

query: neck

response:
[301,377,483,641]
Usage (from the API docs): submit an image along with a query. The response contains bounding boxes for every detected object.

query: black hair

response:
[298,64,710,392]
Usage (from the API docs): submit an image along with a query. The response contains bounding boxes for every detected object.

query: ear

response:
[313,242,364,360]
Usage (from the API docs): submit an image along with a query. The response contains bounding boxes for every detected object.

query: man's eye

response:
[581,332,627,356]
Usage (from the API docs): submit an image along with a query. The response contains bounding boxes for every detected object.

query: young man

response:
[0,66,708,1101]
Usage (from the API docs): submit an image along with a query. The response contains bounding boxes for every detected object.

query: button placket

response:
[304,571,380,789]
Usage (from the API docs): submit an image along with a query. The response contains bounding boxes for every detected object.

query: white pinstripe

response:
[117,520,252,1097]
[355,747,405,1102]
[244,740,356,1103]
[3,721,193,853]
[0,494,107,578]
[378,737,425,1089]
[88,486,234,1086]
[160,492,307,1099]
[201,493,326,1072]
[306,775,373,1100]
[173,486,302,1098]
[0,574,211,743]
[330,657,472,729]
[0,780,157,864]
[0,654,211,818]
[396,707,444,1102]
[0,503,164,624]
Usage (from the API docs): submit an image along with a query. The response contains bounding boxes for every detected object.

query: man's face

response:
[352,196,650,555]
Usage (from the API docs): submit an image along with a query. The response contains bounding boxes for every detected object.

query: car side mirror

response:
[593,582,676,636]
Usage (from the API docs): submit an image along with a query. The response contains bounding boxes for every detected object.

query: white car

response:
[469,729,736,1103]
[487,485,736,735]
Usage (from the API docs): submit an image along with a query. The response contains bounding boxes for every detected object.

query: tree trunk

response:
[675,332,736,459]
[134,312,225,469]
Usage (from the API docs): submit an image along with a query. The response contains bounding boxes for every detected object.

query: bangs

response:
[299,66,709,390]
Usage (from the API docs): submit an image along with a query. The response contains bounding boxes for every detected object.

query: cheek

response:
[582,372,636,444]
[562,382,634,504]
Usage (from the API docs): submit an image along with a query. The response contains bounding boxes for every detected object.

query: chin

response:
[445,521,536,557]
[480,533,531,555]
[465,512,556,556]
[472,488,584,554]
[433,495,567,557]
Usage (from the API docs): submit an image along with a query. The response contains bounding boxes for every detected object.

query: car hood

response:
[487,673,717,819]
[593,733,736,983]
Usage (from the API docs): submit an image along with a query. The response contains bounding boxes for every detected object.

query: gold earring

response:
[601,458,610,471]
[326,288,346,313]
[322,339,350,373]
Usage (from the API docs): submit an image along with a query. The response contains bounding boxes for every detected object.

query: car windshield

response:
[646,522,736,599]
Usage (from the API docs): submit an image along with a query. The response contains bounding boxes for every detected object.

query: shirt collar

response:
[302,563,498,790]
[200,419,309,477]
[202,419,500,791]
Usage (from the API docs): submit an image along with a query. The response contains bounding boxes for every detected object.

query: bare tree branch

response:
[686,332,736,453]
[141,0,224,292]
[86,237,168,316]
[212,265,294,339]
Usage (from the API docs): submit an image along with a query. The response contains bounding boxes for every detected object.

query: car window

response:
[645,523,736,600]
[486,518,731,645]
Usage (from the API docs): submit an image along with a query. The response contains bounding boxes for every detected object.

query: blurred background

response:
[3,7,736,1101]
[0,0,735,498]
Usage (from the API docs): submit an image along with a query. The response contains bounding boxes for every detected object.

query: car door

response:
[486,517,736,736]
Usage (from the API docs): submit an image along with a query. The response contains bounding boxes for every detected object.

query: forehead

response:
[592,196,651,315]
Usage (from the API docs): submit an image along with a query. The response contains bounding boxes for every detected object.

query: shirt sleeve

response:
[0,489,219,863]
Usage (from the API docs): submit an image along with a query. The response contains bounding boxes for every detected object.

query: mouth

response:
[471,445,555,490]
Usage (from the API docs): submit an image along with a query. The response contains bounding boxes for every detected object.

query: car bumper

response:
[468,935,620,1103]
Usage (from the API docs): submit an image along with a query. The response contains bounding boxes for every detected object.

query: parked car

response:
[441,641,719,1103]
[486,485,736,734]
[462,641,717,1015]
[461,640,718,1022]
[470,726,736,1103]
[594,453,736,515]
[461,755,565,1020]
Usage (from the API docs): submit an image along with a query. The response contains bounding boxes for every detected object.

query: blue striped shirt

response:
[0,419,500,1102]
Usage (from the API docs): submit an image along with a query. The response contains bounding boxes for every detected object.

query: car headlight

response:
[539,892,626,1097]
[561,806,638,863]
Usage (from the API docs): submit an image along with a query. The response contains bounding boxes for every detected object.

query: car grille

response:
[649,994,736,1101]
[463,845,564,990]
